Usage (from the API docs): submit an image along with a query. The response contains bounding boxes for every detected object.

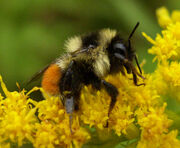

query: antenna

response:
[128,22,140,40]
[128,22,140,50]
[127,22,142,75]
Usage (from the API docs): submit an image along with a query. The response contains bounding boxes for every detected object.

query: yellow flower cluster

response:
[80,72,158,137]
[150,61,180,101]
[136,104,180,148]
[143,7,180,62]
[0,6,180,148]
[0,76,38,147]
[138,7,180,148]
[34,89,90,148]
[143,7,180,102]
[0,77,90,148]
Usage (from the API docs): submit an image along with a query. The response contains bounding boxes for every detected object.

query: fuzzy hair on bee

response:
[27,22,145,133]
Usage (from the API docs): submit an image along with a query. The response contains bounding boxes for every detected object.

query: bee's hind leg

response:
[60,60,82,133]
[64,92,81,134]
[65,95,75,134]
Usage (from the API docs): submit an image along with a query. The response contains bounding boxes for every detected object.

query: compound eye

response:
[113,43,126,57]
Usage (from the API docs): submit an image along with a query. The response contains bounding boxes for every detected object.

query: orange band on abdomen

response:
[41,64,61,95]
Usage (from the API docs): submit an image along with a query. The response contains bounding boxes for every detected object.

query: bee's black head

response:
[108,22,145,85]
[112,22,139,60]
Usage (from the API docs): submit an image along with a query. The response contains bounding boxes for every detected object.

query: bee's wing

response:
[70,47,93,57]
[25,64,51,86]
[25,58,58,86]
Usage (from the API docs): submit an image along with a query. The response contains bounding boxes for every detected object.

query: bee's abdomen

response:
[41,64,61,95]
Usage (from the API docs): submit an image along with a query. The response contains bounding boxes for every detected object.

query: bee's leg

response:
[90,77,118,122]
[60,61,82,133]
[92,80,118,127]
[132,72,145,86]
[65,95,74,133]
[101,80,119,114]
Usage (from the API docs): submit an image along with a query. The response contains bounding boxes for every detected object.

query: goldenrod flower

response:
[143,7,180,102]
[0,77,90,148]
[34,89,90,148]
[142,30,179,62]
[157,7,180,28]
[138,7,180,148]
[0,76,38,147]
[156,7,172,28]
[136,104,172,140]
[143,7,180,62]
[137,130,180,148]
[80,85,110,129]
[34,118,90,148]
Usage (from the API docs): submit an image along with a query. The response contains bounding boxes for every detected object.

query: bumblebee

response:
[28,22,144,131]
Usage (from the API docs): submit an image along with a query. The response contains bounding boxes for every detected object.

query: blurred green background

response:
[0,0,180,92]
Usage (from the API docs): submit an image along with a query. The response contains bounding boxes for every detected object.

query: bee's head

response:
[112,41,134,63]
[109,22,145,85]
